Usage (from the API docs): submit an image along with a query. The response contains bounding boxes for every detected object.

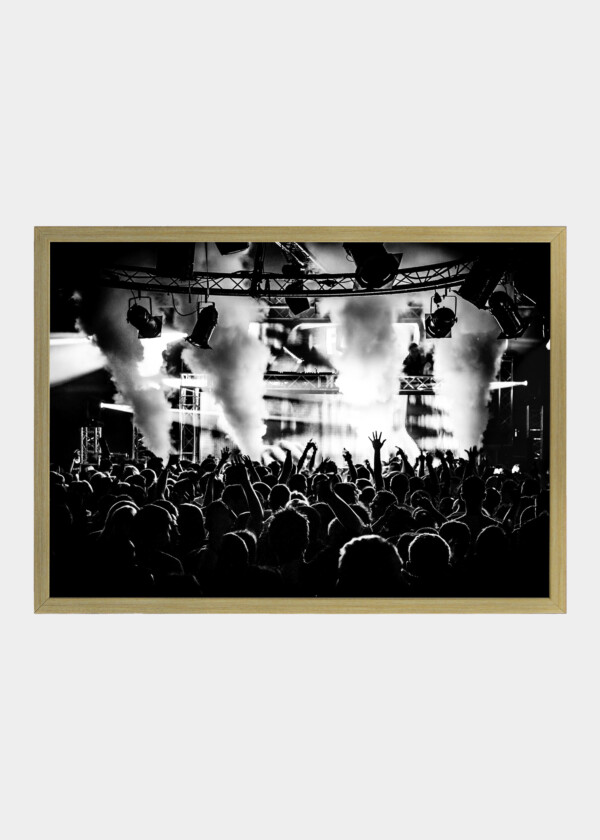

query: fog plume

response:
[430,298,507,451]
[76,285,174,462]
[319,295,417,460]
[177,297,269,458]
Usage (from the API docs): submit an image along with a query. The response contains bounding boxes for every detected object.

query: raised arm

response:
[238,455,265,536]
[464,446,479,477]
[425,452,439,496]
[203,470,216,507]
[320,478,365,537]
[368,432,386,491]
[297,439,316,474]
[438,451,451,496]
[280,448,294,486]
[154,454,178,500]
[215,446,231,478]
[342,449,358,483]
[244,458,261,485]
[418,495,447,526]
[306,443,318,473]
[395,447,415,477]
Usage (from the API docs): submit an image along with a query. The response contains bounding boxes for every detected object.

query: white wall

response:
[3,2,596,838]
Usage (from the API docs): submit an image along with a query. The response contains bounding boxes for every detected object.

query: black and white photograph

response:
[8,1,598,837]
[48,239,552,599]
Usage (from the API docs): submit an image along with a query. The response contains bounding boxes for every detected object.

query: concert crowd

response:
[50,437,549,598]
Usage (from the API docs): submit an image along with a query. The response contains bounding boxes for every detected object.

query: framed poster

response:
[34,227,566,612]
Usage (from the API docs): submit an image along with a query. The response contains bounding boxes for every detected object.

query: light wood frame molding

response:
[34,227,566,613]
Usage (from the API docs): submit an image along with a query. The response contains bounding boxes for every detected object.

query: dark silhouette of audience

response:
[49,437,550,598]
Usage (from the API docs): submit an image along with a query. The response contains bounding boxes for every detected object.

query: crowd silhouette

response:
[50,436,550,597]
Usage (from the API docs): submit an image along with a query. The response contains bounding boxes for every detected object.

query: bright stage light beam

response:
[488,380,528,390]
[50,333,105,385]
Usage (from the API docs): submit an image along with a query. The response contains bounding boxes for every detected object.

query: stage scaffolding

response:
[98,257,481,299]
[263,371,436,395]
[80,425,102,464]
[178,373,209,462]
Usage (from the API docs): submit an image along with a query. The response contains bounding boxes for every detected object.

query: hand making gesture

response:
[368,431,385,490]
[369,431,386,451]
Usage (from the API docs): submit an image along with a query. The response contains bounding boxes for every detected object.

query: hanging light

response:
[284,279,312,316]
[343,244,402,290]
[185,302,219,349]
[487,291,527,339]
[457,261,501,309]
[126,299,163,339]
[425,294,457,338]
[281,264,312,316]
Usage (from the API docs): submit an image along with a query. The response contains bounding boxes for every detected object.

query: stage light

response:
[487,291,527,339]
[425,306,456,338]
[457,261,501,309]
[343,244,402,290]
[216,243,250,255]
[137,316,163,339]
[425,294,457,338]
[126,300,163,339]
[185,302,219,349]
[284,278,312,316]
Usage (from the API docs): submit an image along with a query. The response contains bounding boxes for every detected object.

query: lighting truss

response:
[99,257,477,299]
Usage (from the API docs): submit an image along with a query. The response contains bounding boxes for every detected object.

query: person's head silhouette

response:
[336,535,402,596]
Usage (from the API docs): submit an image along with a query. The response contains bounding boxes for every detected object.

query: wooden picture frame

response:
[34,226,566,613]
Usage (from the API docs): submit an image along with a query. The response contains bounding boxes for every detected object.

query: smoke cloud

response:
[76,285,174,462]
[429,298,507,451]
[319,295,418,460]
[176,297,269,458]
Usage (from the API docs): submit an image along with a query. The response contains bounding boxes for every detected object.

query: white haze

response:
[76,286,174,462]
[427,296,507,451]
[175,296,269,459]
[319,295,419,461]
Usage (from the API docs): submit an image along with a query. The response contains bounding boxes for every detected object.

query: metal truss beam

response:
[99,257,477,298]
[80,425,102,464]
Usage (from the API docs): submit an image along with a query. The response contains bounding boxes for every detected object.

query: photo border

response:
[34,226,566,613]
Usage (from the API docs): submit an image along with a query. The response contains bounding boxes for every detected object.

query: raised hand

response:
[395,446,407,461]
[342,448,353,463]
[465,446,479,461]
[369,431,386,451]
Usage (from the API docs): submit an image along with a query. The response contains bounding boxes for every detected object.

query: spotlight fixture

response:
[343,244,402,290]
[487,291,527,339]
[216,243,250,255]
[185,302,219,349]
[425,294,457,338]
[457,260,501,309]
[284,279,312,316]
[126,298,163,339]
